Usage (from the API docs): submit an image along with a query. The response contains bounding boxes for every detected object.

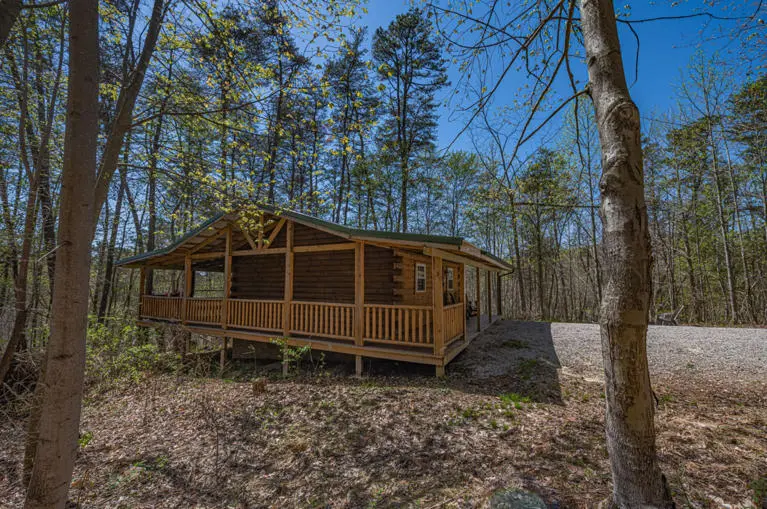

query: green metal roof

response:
[116,212,227,266]
[116,206,512,270]
[269,207,465,246]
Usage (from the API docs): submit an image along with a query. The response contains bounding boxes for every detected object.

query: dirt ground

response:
[1,320,765,508]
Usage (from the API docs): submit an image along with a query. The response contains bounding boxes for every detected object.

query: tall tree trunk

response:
[92,0,164,228]
[97,176,125,322]
[24,0,98,506]
[707,131,737,322]
[509,194,527,317]
[723,140,755,322]
[0,180,38,384]
[579,0,673,506]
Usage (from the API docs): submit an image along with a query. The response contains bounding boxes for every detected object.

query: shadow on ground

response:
[228,320,564,404]
[447,320,563,404]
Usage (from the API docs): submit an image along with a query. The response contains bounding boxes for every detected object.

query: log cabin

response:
[117,206,512,376]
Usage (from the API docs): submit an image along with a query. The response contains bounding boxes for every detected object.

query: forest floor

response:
[1,320,765,508]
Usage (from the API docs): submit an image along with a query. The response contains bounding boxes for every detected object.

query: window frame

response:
[415,263,427,293]
[446,267,455,291]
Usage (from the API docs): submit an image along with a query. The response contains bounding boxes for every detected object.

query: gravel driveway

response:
[452,320,767,384]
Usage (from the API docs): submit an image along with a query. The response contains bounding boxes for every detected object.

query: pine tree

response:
[372,8,448,232]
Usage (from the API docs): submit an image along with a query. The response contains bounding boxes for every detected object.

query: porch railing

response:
[228,299,283,332]
[185,298,222,325]
[139,296,462,350]
[291,301,355,340]
[140,295,182,321]
[364,304,433,346]
[443,302,465,345]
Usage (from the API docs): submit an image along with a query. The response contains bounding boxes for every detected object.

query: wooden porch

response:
[123,207,510,375]
[138,296,501,372]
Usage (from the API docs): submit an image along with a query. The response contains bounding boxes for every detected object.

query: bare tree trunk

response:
[24,0,98,504]
[579,0,673,506]
[707,132,737,322]
[97,177,125,322]
[509,193,527,316]
[0,164,38,385]
[92,0,164,228]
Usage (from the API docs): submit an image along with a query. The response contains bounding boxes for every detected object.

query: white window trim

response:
[446,267,455,291]
[415,263,427,293]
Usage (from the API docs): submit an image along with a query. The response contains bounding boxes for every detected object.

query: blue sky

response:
[357,0,763,152]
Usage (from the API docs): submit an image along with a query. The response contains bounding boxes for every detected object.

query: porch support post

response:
[497,273,503,318]
[221,225,232,329]
[354,242,365,376]
[461,263,467,341]
[138,266,146,318]
[432,255,444,376]
[475,266,481,332]
[182,254,191,323]
[486,269,492,327]
[283,220,294,336]
[220,337,226,374]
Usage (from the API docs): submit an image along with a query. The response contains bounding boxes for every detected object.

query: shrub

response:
[86,320,180,388]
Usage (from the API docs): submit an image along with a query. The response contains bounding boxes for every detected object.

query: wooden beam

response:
[163,325,442,365]
[461,263,467,343]
[232,247,287,256]
[354,242,365,349]
[293,242,357,253]
[459,242,482,257]
[182,255,191,322]
[486,270,492,328]
[283,221,294,335]
[222,226,232,329]
[191,251,225,260]
[238,223,257,250]
[432,255,444,361]
[188,227,228,254]
[220,337,227,374]
[424,247,498,272]
[351,234,458,252]
[496,273,502,318]
[475,266,481,333]
[138,266,146,317]
[257,214,264,248]
[265,217,286,247]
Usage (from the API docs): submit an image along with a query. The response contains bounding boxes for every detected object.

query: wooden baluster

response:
[404,310,409,343]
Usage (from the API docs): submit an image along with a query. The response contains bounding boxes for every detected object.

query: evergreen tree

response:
[372,8,448,232]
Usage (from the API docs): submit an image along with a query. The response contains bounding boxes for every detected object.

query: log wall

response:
[231,254,285,300]
[397,252,463,307]
[293,250,355,303]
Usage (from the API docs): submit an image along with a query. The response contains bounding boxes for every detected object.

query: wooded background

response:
[0,0,765,357]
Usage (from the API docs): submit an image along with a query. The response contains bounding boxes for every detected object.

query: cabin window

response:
[415,263,427,292]
[446,267,455,291]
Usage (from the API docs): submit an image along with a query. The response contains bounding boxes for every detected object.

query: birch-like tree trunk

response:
[579,0,674,506]
[23,0,98,505]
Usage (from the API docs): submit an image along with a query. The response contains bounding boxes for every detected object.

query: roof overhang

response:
[117,206,513,271]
